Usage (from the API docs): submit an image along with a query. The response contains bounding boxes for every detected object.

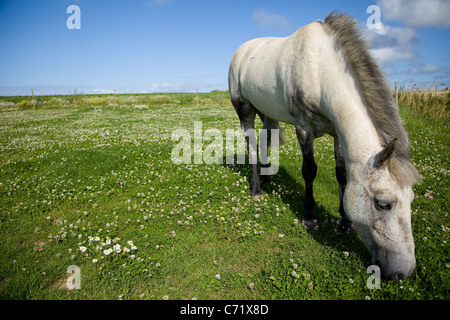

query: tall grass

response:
[398,86,449,118]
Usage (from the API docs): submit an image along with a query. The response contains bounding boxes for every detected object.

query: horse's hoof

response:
[302,217,317,228]
[251,193,262,200]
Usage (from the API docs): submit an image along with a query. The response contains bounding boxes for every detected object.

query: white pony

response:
[228,12,421,280]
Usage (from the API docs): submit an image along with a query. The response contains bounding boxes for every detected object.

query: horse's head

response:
[344,139,419,280]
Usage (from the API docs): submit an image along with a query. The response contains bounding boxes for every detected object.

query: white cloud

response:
[410,62,450,75]
[377,0,450,28]
[94,88,115,94]
[363,2,450,80]
[370,47,415,63]
[364,22,450,78]
[149,81,223,93]
[364,22,418,63]
[253,9,291,29]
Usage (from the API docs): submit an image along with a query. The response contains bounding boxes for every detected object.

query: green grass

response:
[0,91,448,300]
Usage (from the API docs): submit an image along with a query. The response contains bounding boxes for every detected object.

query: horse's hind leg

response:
[295,124,317,228]
[260,117,282,184]
[333,136,353,232]
[234,102,262,198]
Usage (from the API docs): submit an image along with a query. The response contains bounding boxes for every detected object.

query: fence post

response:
[394,81,398,106]
[31,88,36,109]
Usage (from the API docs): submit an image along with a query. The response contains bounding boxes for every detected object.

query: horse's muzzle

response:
[372,253,415,281]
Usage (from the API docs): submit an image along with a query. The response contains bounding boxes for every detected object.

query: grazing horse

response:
[228,12,421,280]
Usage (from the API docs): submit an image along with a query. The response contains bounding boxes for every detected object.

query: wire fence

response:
[391,80,449,107]
[392,80,450,92]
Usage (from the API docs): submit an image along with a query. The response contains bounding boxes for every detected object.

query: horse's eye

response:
[375,199,392,211]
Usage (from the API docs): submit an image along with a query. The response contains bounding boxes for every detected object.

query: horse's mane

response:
[323,12,421,186]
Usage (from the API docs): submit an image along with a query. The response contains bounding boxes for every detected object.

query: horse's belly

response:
[240,75,295,124]
[251,96,295,124]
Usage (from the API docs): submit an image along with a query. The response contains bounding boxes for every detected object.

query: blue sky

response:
[0,0,449,95]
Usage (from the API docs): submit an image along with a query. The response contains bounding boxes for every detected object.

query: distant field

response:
[0,90,448,300]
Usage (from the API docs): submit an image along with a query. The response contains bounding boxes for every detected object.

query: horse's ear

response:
[375,138,397,169]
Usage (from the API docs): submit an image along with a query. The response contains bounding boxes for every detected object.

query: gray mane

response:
[323,12,421,186]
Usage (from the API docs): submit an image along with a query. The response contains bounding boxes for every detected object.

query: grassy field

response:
[0,90,448,300]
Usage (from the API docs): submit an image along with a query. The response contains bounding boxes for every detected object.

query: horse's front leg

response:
[296,125,317,228]
[333,136,353,233]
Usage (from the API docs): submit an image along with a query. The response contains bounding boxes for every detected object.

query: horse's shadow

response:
[221,155,370,261]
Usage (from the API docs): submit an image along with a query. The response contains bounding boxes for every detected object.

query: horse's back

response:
[229,36,286,98]
[229,35,294,123]
[228,21,328,125]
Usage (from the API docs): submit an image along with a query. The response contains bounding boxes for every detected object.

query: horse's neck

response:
[326,83,382,172]
[300,28,383,172]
